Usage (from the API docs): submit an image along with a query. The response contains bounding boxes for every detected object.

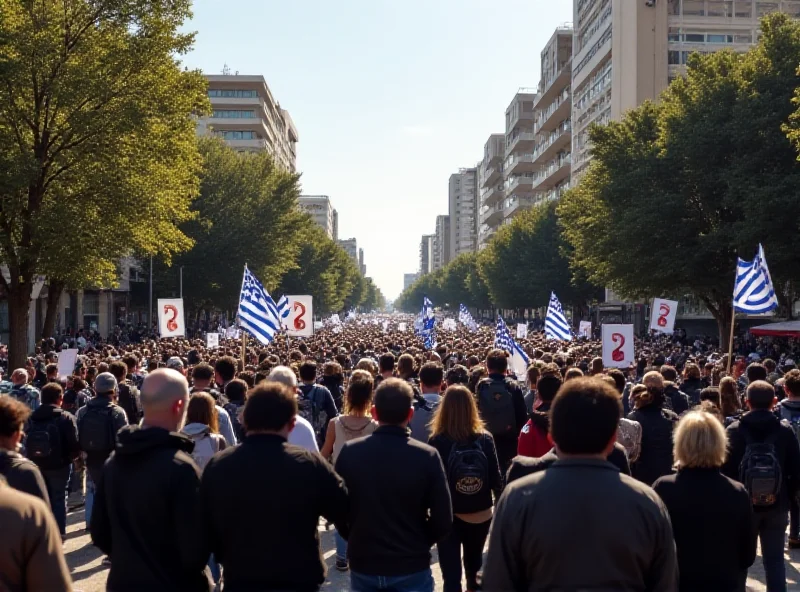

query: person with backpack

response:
[319,369,378,572]
[24,382,80,537]
[62,375,91,416]
[428,385,503,592]
[475,349,527,475]
[108,361,141,427]
[724,380,800,592]
[181,392,228,472]
[409,362,444,443]
[628,372,679,485]
[76,372,128,530]
[172,360,235,447]
[9,368,40,411]
[0,395,49,503]
[517,374,561,459]
[298,360,338,448]
[776,368,800,550]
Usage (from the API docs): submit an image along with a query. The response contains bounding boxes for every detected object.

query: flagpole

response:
[240,263,248,369]
[726,302,736,375]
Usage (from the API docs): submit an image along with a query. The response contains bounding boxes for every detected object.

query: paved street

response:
[64,507,800,591]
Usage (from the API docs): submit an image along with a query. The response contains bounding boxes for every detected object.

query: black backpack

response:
[26,415,63,468]
[224,402,245,442]
[79,406,116,454]
[298,386,330,443]
[739,426,783,508]
[117,383,141,426]
[447,436,489,497]
[477,378,517,438]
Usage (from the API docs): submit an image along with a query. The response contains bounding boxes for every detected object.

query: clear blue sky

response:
[182,0,573,301]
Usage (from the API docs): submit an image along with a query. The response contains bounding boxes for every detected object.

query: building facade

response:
[503,91,538,223]
[419,234,434,275]
[448,168,478,260]
[197,74,299,171]
[478,134,507,249]
[358,248,366,277]
[298,195,338,239]
[403,273,418,291]
[338,238,359,265]
[433,215,451,271]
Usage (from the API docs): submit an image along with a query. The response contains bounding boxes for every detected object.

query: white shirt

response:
[288,415,319,452]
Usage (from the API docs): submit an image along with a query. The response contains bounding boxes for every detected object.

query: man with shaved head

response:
[90,369,211,590]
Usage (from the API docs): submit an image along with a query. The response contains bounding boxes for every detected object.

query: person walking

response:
[653,410,756,591]
[181,392,228,472]
[24,382,81,537]
[335,378,452,592]
[428,385,503,592]
[200,380,348,591]
[0,395,49,502]
[319,369,378,572]
[517,374,561,459]
[774,368,800,549]
[628,371,679,485]
[483,377,677,591]
[90,368,211,591]
[409,362,444,443]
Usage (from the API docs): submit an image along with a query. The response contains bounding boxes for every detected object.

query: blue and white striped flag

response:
[458,304,478,331]
[546,291,573,341]
[276,295,290,319]
[734,244,779,314]
[424,330,437,350]
[238,266,282,344]
[495,315,530,379]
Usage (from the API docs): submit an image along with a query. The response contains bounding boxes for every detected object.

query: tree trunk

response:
[41,280,65,339]
[704,296,733,352]
[7,282,33,369]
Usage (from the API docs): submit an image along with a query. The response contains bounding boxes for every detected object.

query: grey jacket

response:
[483,458,678,592]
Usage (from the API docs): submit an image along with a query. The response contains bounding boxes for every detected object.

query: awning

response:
[750,320,800,338]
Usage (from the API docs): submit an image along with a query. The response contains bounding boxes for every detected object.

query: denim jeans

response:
[84,475,95,528]
[41,465,72,536]
[753,509,788,592]
[335,529,347,562]
[437,517,491,592]
[351,568,434,592]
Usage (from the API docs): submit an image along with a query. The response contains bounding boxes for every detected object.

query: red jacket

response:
[517,405,552,458]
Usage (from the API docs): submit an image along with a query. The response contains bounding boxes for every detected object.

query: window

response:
[216,130,257,140]
[734,33,753,43]
[735,2,752,17]
[668,28,681,42]
[757,2,780,16]
[208,89,258,98]
[212,110,256,119]
[683,0,705,16]
[685,33,705,43]
[707,1,731,17]
[706,34,730,44]
[669,50,681,64]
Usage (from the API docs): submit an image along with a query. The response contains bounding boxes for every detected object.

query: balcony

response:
[535,59,572,108]
[504,195,534,220]
[532,153,572,191]
[480,202,504,227]
[504,174,534,194]
[505,153,537,176]
[505,132,535,156]
[532,119,571,165]
[480,182,505,207]
[535,88,571,134]
[481,164,503,188]
[226,138,269,150]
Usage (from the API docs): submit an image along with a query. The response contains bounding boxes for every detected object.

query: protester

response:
[517,373,561,458]
[297,360,338,447]
[182,359,236,446]
[483,377,677,590]
[223,377,248,443]
[681,363,704,406]
[628,371,679,485]
[660,365,690,415]
[653,410,756,591]
[90,368,211,591]
[409,361,444,442]
[0,395,49,502]
[9,368,40,411]
[108,360,141,426]
[776,368,800,549]
[428,385,503,592]
[201,380,348,591]
[335,378,452,592]
[600,373,642,462]
[181,392,228,471]
[24,382,80,537]
[724,380,800,591]
[375,352,395,387]
[267,365,321,452]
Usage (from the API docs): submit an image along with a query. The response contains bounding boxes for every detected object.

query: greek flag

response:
[734,244,779,314]
[276,295,290,319]
[238,266,282,344]
[424,330,437,350]
[458,304,478,331]
[495,315,530,379]
[546,291,573,341]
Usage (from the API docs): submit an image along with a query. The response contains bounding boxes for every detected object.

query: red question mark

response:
[163,305,178,332]
[612,333,625,362]
[293,301,306,330]
[657,303,670,327]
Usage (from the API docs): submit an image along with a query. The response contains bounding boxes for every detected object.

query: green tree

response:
[0,0,208,365]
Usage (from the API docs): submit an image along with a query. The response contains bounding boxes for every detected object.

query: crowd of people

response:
[1,315,799,591]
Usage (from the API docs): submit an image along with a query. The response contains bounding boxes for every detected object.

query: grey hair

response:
[268,365,298,388]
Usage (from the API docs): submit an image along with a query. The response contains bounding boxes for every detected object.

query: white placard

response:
[206,333,219,349]
[443,318,457,331]
[285,295,314,337]
[602,324,635,369]
[516,323,528,339]
[650,298,679,334]
[328,314,341,325]
[57,349,79,378]
[398,322,407,332]
[579,321,592,339]
[314,321,323,330]
[225,326,239,339]
[158,298,186,337]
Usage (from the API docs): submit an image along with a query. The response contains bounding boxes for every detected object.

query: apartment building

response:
[478,134,506,249]
[448,168,478,259]
[503,91,538,223]
[298,195,338,240]
[338,238,359,265]
[358,248,366,277]
[197,74,299,172]
[403,273,419,291]
[419,235,434,275]
[433,215,451,271]
[532,27,573,206]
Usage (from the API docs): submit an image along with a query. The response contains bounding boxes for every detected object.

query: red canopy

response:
[750,321,800,338]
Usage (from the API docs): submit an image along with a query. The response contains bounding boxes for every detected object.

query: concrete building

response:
[478,134,507,249]
[433,215,451,271]
[403,273,418,291]
[419,235,434,275]
[502,90,538,223]
[197,74,299,171]
[448,168,478,259]
[298,195,338,240]
[532,26,573,205]
[338,238,359,265]
[358,248,366,277]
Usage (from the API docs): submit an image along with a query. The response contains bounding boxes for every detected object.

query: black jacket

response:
[428,432,503,514]
[680,377,703,406]
[26,405,80,470]
[723,409,800,513]
[90,426,210,592]
[506,443,631,484]
[335,425,452,576]
[0,450,49,503]
[663,384,690,415]
[653,468,756,591]
[117,382,141,426]
[201,434,347,592]
[628,403,679,486]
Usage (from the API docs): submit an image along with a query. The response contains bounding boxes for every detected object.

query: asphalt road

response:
[64,508,800,591]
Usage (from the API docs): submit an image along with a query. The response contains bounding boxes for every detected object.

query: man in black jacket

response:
[90,368,211,591]
[335,378,452,592]
[507,441,631,484]
[108,361,141,426]
[201,381,348,592]
[0,395,49,503]
[723,380,800,592]
[25,382,80,537]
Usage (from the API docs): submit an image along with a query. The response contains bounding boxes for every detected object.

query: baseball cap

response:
[167,356,184,371]
[95,372,118,395]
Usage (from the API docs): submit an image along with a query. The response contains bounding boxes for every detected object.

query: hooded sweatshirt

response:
[517,402,552,458]
[181,423,226,472]
[90,425,211,592]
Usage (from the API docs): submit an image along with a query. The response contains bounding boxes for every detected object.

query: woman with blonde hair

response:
[653,411,755,591]
[428,385,503,592]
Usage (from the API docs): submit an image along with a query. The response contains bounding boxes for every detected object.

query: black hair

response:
[486,349,508,374]
[419,362,444,388]
[225,378,248,404]
[373,378,413,425]
[446,365,469,386]
[537,374,563,403]
[191,363,214,382]
[379,352,396,373]
[550,377,621,455]
[299,360,317,382]
[746,363,768,384]
[747,380,775,410]
[606,368,626,394]
[243,382,298,433]
[215,356,238,383]
[41,382,64,406]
